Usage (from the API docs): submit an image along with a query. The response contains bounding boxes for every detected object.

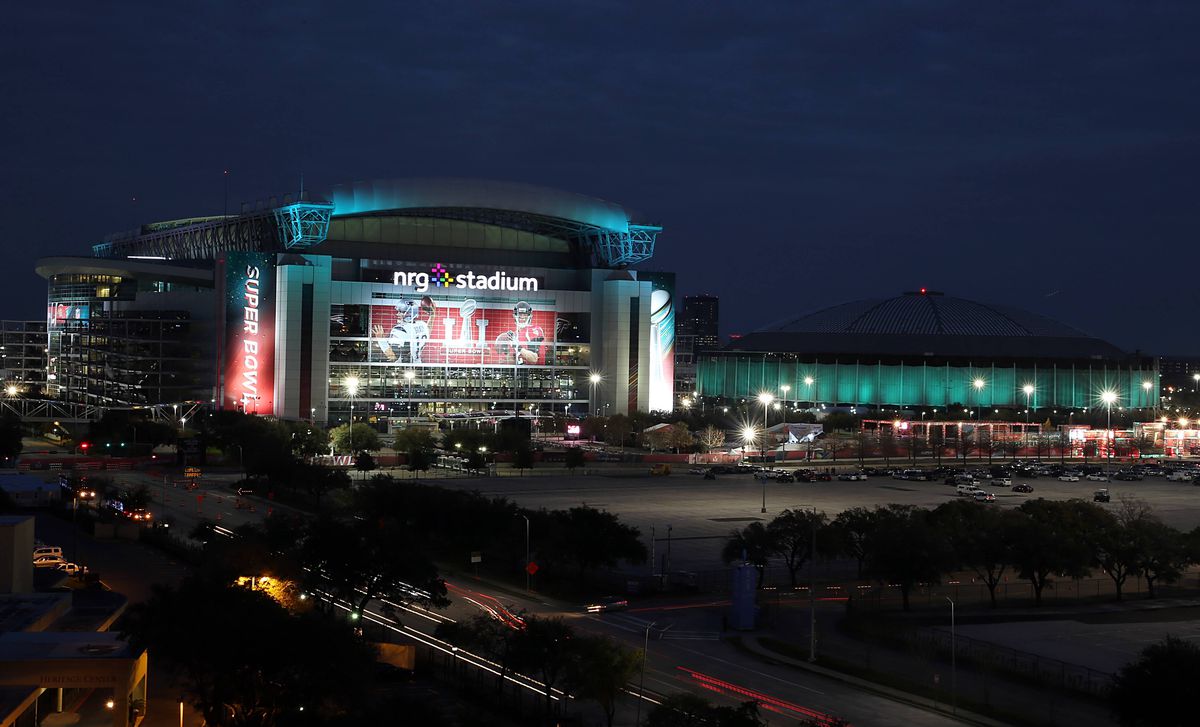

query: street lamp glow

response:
[1180,417,1189,428]
[681,397,691,409]
[757,392,774,405]
[589,372,602,385]
[803,376,814,386]
[1143,381,1153,391]
[403,369,415,381]
[973,378,985,391]
[741,426,756,444]
[3,385,15,397]
[345,376,360,397]
[1022,384,1034,397]
[1100,390,1117,406]
[780,384,791,396]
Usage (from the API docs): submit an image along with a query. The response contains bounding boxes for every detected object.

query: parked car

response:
[1058,475,1080,482]
[972,491,997,503]
[34,555,67,568]
[55,562,87,577]
[990,477,1012,487]
[688,467,707,475]
[1114,471,1143,481]
[774,472,795,483]
[1012,483,1034,493]
[1093,489,1111,503]
[1086,473,1109,482]
[839,472,866,481]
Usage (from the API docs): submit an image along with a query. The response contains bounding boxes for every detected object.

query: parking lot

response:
[440,465,1200,573]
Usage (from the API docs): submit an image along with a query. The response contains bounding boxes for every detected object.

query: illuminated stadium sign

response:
[393,263,538,293]
[222,251,275,415]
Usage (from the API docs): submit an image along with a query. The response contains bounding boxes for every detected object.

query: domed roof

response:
[730,291,1129,360]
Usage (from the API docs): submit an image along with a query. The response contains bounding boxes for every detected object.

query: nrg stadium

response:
[36,178,676,429]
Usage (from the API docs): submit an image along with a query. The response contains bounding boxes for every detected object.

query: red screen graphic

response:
[369,299,556,366]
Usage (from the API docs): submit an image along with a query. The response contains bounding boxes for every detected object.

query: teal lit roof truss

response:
[273,202,334,249]
[580,223,660,267]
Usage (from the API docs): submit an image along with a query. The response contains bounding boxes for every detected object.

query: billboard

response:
[642,272,676,412]
[222,251,275,415]
[368,296,557,366]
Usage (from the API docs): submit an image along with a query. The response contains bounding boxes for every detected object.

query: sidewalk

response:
[757,606,1117,727]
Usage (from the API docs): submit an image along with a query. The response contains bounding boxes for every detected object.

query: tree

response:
[767,509,827,587]
[286,422,329,459]
[122,577,375,727]
[700,425,726,451]
[606,414,633,447]
[827,507,878,578]
[667,422,695,452]
[354,451,376,478]
[0,417,21,463]
[564,447,585,471]
[545,506,647,587]
[511,616,576,717]
[1011,499,1093,605]
[930,500,1019,608]
[721,521,775,588]
[565,635,641,727]
[1120,500,1192,598]
[862,505,952,611]
[436,614,521,698]
[298,515,447,620]
[329,423,381,454]
[1110,636,1200,727]
[1071,499,1139,601]
[644,426,670,452]
[296,462,350,510]
[513,445,535,473]
[645,694,767,727]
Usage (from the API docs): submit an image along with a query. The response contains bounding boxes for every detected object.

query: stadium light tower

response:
[589,371,602,416]
[972,378,985,459]
[1022,383,1035,454]
[1101,389,1117,475]
[804,376,815,409]
[345,376,360,455]
[757,392,775,460]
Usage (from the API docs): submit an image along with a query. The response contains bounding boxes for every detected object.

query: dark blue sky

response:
[4,1,1199,353]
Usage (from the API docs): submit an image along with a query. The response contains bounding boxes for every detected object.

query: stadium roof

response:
[729,291,1132,360]
[331,178,636,233]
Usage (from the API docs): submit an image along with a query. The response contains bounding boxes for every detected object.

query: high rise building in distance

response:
[683,295,719,352]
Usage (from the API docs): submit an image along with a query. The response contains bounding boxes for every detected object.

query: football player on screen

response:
[372,296,436,363]
[494,301,544,365]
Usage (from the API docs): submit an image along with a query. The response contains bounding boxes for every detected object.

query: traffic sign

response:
[471,551,482,564]
[183,466,202,479]
[525,562,539,575]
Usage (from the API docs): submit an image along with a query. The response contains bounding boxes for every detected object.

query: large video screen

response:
[367,297,559,366]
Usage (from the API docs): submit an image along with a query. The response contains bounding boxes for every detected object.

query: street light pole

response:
[345,376,360,457]
[946,596,956,715]
[973,378,985,461]
[758,392,774,463]
[1023,384,1034,457]
[589,372,601,417]
[520,513,530,592]
[634,621,657,727]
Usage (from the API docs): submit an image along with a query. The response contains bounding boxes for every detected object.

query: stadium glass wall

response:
[697,356,1158,409]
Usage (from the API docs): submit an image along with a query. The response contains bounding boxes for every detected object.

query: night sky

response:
[5,2,1199,353]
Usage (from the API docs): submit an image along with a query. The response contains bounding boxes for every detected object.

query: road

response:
[95,468,970,726]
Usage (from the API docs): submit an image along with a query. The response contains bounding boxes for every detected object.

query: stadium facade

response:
[37,179,676,426]
[697,290,1157,412]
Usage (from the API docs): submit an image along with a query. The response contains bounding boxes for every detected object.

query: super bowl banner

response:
[368,297,556,366]
[642,272,676,412]
[221,251,275,415]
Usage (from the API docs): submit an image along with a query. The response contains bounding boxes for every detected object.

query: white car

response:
[55,562,86,576]
[990,478,1012,487]
[1058,475,1080,482]
[1086,474,1109,482]
[34,555,67,568]
[972,491,997,503]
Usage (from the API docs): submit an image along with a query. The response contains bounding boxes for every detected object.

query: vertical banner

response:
[643,272,676,412]
[222,251,276,415]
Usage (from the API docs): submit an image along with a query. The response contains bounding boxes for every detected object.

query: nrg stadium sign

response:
[393,263,539,293]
